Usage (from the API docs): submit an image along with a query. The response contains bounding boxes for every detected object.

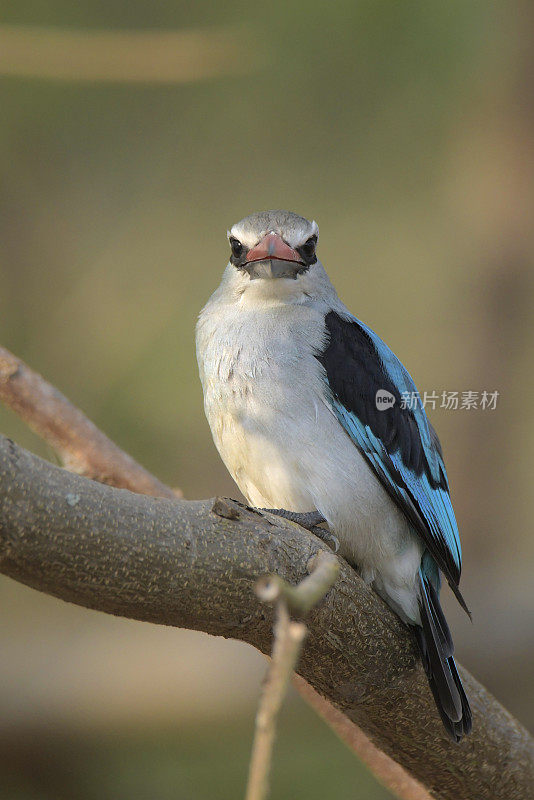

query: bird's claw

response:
[310,526,340,554]
[256,507,339,553]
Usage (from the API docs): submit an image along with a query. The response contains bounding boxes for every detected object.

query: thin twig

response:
[246,551,340,800]
[0,346,180,498]
[245,604,307,800]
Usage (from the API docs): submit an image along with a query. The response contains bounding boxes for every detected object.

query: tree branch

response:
[0,347,180,498]
[0,435,531,800]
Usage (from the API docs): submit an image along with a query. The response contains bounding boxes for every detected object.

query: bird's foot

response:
[256,508,340,553]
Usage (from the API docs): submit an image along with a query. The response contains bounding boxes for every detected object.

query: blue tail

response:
[414,566,472,742]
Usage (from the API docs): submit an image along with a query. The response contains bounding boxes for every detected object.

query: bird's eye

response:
[301,236,317,258]
[229,237,243,258]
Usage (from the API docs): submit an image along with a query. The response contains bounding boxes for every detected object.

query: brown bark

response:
[0,435,531,800]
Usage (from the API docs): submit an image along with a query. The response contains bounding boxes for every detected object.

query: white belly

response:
[197,298,423,623]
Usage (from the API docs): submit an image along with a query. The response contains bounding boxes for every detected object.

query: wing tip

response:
[448,578,472,620]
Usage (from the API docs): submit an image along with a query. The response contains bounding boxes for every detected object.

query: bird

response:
[196,209,472,741]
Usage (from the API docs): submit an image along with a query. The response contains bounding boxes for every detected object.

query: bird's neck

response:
[236,278,312,309]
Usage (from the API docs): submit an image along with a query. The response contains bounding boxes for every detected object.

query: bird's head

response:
[222,210,327,304]
[228,210,318,281]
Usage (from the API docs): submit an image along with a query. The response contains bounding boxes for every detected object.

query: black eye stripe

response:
[297,235,317,264]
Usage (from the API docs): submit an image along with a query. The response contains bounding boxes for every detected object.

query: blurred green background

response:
[1,1,533,798]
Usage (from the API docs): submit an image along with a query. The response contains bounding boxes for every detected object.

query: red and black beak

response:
[244,232,305,280]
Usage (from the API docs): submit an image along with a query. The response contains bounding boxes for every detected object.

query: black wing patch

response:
[315,311,467,604]
[316,311,444,489]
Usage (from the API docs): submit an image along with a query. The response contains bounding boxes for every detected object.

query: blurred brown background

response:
[1,2,533,798]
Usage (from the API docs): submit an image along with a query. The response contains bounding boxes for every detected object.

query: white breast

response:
[197,294,325,506]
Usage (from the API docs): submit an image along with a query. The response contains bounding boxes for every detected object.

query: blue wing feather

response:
[317,311,467,611]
